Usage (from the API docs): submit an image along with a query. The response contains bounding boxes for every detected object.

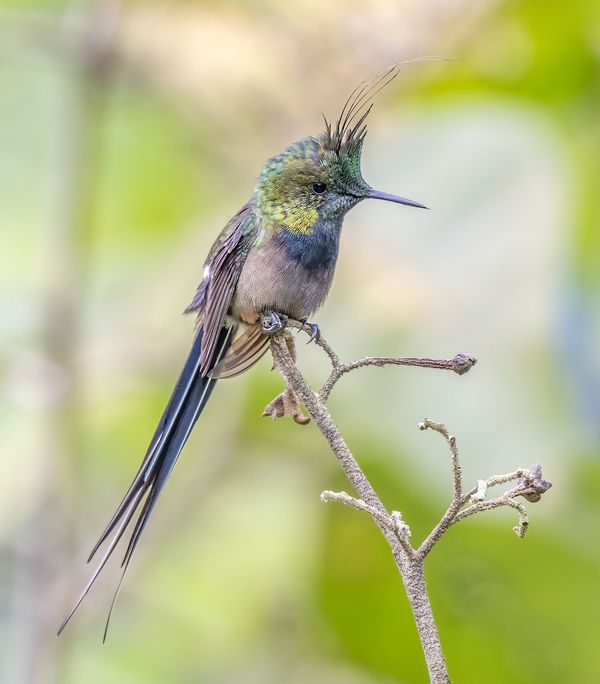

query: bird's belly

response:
[231,242,335,323]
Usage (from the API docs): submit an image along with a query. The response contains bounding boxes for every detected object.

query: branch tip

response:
[513,516,529,538]
[451,353,477,375]
[518,464,552,502]
[320,489,344,504]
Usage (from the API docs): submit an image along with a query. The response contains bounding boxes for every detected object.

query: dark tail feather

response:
[58,325,234,637]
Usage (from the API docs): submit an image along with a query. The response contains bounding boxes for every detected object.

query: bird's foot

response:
[298,319,320,344]
[260,310,288,336]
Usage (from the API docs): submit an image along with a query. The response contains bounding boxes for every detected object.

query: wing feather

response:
[209,326,270,379]
[198,203,258,374]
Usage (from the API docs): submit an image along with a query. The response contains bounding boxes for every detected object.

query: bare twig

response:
[419,419,462,501]
[454,495,530,538]
[285,319,476,402]
[264,324,551,684]
[322,490,391,529]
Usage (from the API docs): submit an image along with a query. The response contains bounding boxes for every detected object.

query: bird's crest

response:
[322,57,447,157]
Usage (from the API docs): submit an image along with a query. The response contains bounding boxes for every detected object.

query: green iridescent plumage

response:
[255,132,371,235]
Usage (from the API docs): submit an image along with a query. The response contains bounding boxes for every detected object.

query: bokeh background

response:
[2,1,600,682]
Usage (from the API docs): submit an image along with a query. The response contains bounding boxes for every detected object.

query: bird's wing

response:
[187,203,260,375]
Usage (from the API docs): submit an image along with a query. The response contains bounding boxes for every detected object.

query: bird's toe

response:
[260,310,288,336]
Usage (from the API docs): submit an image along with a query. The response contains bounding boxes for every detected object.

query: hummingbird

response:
[59,63,427,636]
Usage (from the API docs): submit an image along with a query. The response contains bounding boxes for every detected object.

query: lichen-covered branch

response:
[263,321,552,684]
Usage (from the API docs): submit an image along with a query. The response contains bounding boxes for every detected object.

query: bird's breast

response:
[231,223,341,322]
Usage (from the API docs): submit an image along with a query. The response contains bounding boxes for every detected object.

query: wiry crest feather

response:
[323,57,448,155]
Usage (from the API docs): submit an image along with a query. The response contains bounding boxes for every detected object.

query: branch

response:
[285,321,476,401]
[264,322,552,684]
[417,419,551,558]
[320,490,414,557]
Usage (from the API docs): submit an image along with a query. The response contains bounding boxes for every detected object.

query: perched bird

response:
[59,63,427,637]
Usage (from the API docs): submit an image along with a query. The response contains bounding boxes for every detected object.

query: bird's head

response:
[255,64,427,235]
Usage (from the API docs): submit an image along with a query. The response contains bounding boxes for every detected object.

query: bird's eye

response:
[311,182,327,194]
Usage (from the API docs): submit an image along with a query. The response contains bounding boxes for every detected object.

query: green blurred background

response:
[1,1,599,682]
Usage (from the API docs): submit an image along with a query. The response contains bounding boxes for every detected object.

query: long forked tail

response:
[58,325,235,639]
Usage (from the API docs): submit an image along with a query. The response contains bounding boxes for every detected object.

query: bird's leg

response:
[297,318,321,344]
[260,310,289,336]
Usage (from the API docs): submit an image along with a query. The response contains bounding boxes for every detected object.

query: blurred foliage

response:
[1,1,600,683]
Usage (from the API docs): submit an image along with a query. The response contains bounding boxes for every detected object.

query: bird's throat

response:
[278,217,341,271]
[260,201,319,235]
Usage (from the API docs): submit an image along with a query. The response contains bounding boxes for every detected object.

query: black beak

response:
[368,188,428,209]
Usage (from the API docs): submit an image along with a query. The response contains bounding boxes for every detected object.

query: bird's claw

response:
[260,310,288,336]
[307,323,320,344]
[297,319,320,344]
[260,312,319,344]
